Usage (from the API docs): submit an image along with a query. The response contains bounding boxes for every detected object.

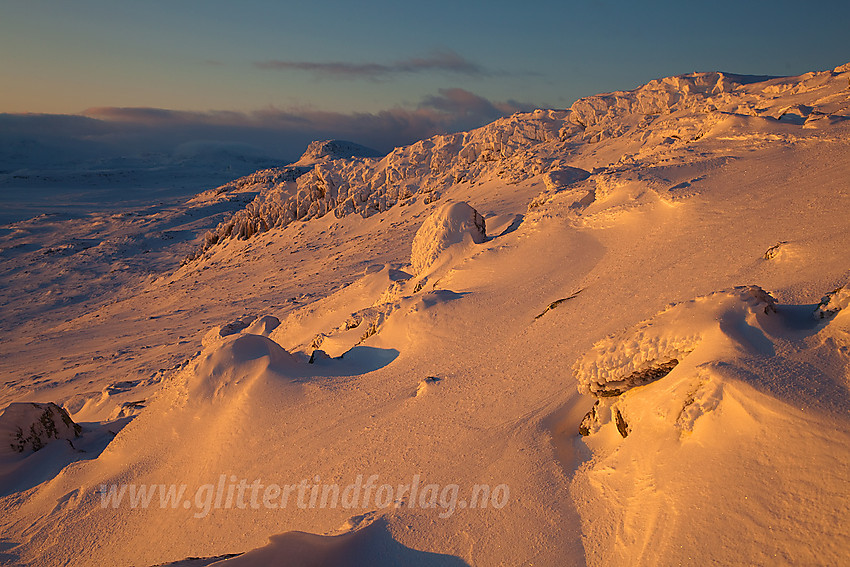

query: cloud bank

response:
[1,88,536,171]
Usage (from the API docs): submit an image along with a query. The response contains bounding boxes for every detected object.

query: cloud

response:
[82,107,248,126]
[255,49,487,79]
[1,89,537,171]
[420,88,529,121]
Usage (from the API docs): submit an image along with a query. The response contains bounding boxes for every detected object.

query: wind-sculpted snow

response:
[574,286,777,397]
[189,65,850,262]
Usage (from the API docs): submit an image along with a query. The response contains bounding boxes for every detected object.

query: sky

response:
[1,0,849,162]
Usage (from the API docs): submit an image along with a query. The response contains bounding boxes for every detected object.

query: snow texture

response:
[2,62,850,567]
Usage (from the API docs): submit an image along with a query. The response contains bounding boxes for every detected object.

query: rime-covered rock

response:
[410,201,486,275]
[1,402,82,454]
[296,140,382,163]
[573,286,777,397]
[189,65,850,261]
[814,285,849,319]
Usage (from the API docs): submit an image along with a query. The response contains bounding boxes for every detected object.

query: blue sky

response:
[1,0,848,159]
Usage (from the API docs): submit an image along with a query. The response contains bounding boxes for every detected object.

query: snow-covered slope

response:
[1,63,849,566]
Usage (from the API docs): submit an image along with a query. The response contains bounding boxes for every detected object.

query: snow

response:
[571,286,850,565]
[1,62,849,566]
[294,140,383,165]
[409,201,486,275]
[573,286,777,396]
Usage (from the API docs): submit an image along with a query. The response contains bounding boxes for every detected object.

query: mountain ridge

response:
[189,63,850,261]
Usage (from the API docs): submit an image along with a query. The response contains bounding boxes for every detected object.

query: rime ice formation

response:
[573,286,777,397]
[410,201,486,275]
[295,140,382,164]
[190,64,850,262]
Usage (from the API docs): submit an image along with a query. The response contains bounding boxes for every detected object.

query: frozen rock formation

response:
[410,201,486,275]
[1,402,82,453]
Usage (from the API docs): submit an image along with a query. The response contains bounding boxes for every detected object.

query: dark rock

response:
[593,359,679,397]
[308,349,330,364]
[579,401,599,436]
[614,408,629,438]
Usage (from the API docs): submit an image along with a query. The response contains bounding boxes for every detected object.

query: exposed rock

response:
[814,285,849,319]
[578,398,629,437]
[614,408,629,438]
[308,349,330,364]
[763,241,788,260]
[578,401,598,436]
[534,289,583,320]
[1,402,82,454]
[592,359,679,398]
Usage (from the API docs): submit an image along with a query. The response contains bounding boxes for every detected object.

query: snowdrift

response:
[206,515,468,567]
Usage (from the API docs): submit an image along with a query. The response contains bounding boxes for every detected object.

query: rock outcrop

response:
[1,402,82,453]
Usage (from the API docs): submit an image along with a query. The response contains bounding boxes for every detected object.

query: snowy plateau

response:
[1,63,850,566]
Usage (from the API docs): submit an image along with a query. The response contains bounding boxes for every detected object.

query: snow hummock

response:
[188,333,300,404]
[410,201,486,275]
[569,282,850,565]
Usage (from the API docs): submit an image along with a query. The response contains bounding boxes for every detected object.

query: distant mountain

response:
[295,139,383,164]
